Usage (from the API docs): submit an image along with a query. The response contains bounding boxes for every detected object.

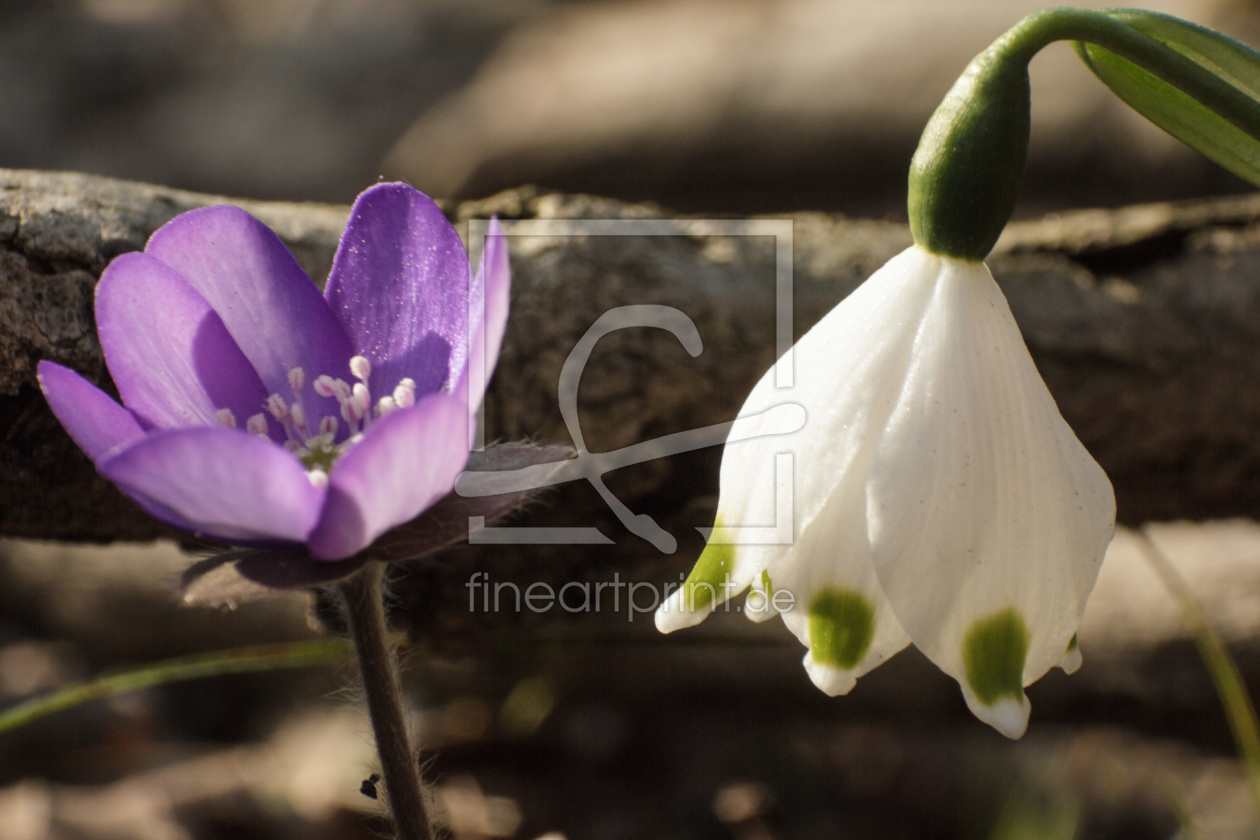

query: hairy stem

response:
[340,563,433,840]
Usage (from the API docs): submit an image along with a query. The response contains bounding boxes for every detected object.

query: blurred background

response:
[5,0,1260,215]
[7,0,1260,838]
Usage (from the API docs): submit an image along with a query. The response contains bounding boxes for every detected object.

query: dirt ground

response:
[1,522,1260,840]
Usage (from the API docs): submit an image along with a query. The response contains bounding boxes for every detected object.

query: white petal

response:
[765,455,911,695]
[963,692,1030,740]
[657,246,941,633]
[867,255,1114,737]
[743,569,781,624]
[1058,634,1083,674]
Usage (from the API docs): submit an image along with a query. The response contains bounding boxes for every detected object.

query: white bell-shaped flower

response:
[656,244,1114,739]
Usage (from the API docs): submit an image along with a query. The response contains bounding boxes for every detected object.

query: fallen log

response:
[4,169,1260,545]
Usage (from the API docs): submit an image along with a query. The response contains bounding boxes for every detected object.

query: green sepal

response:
[908,44,1030,262]
[1077,10,1260,188]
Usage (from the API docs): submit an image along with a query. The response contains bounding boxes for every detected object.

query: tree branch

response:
[5,169,1260,543]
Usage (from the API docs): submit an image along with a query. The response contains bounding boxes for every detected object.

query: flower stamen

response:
[394,378,416,409]
[277,357,420,475]
[340,399,361,429]
[350,355,372,383]
[246,413,269,437]
[313,374,352,401]
[266,394,290,422]
[290,402,306,432]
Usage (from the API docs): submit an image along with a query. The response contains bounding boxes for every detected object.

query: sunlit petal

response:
[868,255,1114,738]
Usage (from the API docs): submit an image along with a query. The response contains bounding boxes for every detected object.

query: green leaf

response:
[1076,10,1260,187]
[1108,9,1260,100]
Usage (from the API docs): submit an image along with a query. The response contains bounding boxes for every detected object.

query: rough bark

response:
[5,169,1260,544]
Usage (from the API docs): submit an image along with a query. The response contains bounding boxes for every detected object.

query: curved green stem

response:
[910,6,1260,260]
[997,8,1260,138]
[0,640,349,736]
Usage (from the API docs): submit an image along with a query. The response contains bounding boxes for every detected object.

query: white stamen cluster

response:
[263,367,312,444]
[376,377,417,417]
[312,355,418,432]
[212,355,423,487]
[314,367,360,428]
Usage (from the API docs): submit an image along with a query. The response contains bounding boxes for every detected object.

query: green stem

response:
[910,6,1260,260]
[1135,528,1260,816]
[340,562,433,840]
[0,640,349,736]
[997,8,1260,138]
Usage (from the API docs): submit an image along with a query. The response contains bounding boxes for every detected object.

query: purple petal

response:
[39,362,201,532]
[369,443,574,563]
[306,393,469,560]
[99,428,323,543]
[96,252,272,433]
[145,205,354,422]
[37,361,145,461]
[324,183,471,400]
[454,218,510,433]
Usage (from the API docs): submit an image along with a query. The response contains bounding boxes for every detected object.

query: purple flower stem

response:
[339,563,433,840]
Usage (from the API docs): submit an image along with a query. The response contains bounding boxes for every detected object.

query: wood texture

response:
[4,169,1260,545]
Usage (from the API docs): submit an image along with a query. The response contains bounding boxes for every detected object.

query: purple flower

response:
[38,183,509,561]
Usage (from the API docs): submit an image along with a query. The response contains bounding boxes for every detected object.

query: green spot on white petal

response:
[808,588,875,670]
[760,569,774,597]
[963,608,1030,707]
[683,519,734,612]
[1059,633,1083,674]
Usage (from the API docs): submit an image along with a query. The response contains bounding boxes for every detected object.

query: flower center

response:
[232,355,420,487]
[300,439,341,473]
